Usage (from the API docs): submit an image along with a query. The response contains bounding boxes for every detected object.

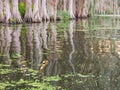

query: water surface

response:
[0,17,120,90]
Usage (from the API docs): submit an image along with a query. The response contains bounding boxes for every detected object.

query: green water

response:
[0,17,120,90]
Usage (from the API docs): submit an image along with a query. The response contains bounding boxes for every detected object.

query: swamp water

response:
[0,17,120,90]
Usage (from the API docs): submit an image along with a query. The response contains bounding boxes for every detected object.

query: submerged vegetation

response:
[0,17,120,89]
[0,64,55,90]
[0,0,120,89]
[0,64,96,90]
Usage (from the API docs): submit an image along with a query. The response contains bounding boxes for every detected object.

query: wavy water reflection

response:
[0,17,120,90]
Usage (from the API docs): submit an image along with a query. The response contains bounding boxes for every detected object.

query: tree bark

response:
[77,0,90,18]
[0,1,4,22]
[24,0,33,22]
[3,0,12,23]
[68,0,75,19]
[48,0,58,21]
[32,0,41,22]
[81,0,90,17]
[63,0,67,12]
[11,0,23,23]
[41,0,49,20]
[38,0,42,17]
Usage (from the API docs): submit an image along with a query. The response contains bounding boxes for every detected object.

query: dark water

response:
[0,17,120,90]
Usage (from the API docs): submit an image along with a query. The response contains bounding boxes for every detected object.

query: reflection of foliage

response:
[21,25,26,35]
[56,21,69,32]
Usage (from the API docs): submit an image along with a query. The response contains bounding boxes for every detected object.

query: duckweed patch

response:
[0,64,57,90]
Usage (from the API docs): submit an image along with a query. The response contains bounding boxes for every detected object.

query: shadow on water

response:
[0,17,120,90]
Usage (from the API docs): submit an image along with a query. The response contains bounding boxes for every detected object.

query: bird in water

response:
[40,60,49,75]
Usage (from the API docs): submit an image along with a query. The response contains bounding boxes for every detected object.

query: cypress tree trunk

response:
[77,0,90,18]
[38,0,42,18]
[113,0,118,14]
[94,0,99,14]
[41,0,49,20]
[81,0,90,17]
[54,0,58,21]
[56,0,62,11]
[3,0,12,23]
[11,0,23,23]
[68,0,75,19]
[94,0,119,14]
[0,1,4,22]
[32,0,41,22]
[0,0,119,23]
[24,0,33,22]
[63,0,67,11]
[77,0,84,18]
[48,0,58,21]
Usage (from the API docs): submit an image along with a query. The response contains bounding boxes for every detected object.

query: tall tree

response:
[41,0,49,20]
[63,0,67,12]
[32,0,41,22]
[48,0,58,21]
[24,0,33,22]
[11,0,23,23]
[0,1,4,22]
[68,0,75,19]
[94,0,119,14]
[76,0,90,18]
[3,0,12,23]
[38,0,42,17]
